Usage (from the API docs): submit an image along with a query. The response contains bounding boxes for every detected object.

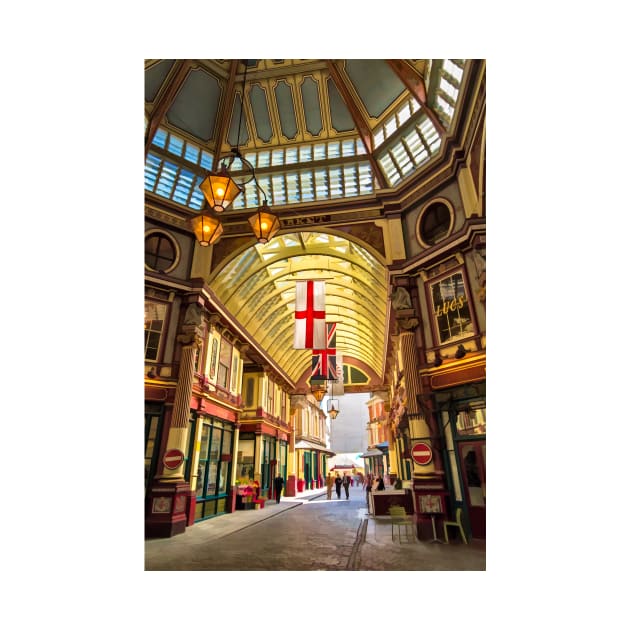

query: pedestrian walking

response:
[273,473,284,503]
[334,473,342,499]
[325,473,334,500]
[342,473,350,499]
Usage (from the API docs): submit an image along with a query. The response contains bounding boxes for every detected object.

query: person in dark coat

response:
[334,473,342,499]
[342,473,351,499]
[376,476,385,491]
[273,474,284,503]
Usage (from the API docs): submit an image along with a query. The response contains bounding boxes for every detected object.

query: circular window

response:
[418,201,452,246]
[145,232,178,273]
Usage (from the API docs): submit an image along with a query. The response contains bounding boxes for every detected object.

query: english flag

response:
[311,323,337,380]
[294,280,326,348]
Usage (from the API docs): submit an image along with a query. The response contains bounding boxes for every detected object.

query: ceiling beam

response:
[386,59,446,137]
[326,61,388,189]
[212,59,239,165]
[144,60,193,158]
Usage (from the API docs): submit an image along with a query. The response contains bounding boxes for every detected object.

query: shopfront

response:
[437,382,486,539]
[188,415,235,522]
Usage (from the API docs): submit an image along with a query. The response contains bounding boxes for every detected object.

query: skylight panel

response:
[145,154,161,190]
[156,161,178,197]
[300,171,314,202]
[200,150,213,170]
[271,174,287,205]
[443,59,464,82]
[328,141,341,158]
[358,163,373,193]
[314,144,326,160]
[286,172,300,203]
[184,143,199,164]
[329,166,343,198]
[167,134,184,157]
[257,151,271,168]
[299,145,312,162]
[343,165,358,196]
[272,149,284,166]
[314,169,328,200]
[173,168,194,204]
[285,147,298,164]
[152,128,167,149]
[342,140,356,157]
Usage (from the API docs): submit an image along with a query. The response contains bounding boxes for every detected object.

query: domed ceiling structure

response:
[144,59,475,390]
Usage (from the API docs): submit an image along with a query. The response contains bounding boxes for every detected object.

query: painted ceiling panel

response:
[227,93,249,147]
[326,77,355,132]
[300,76,323,136]
[168,68,221,142]
[145,60,174,102]
[274,80,298,139]
[250,84,273,143]
[345,59,406,119]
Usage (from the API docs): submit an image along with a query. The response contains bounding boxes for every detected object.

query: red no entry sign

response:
[163,449,185,469]
[411,442,433,465]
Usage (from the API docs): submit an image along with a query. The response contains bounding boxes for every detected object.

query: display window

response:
[194,417,234,520]
[429,270,475,345]
[144,300,169,361]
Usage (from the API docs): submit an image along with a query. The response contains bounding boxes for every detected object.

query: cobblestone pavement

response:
[145,485,485,571]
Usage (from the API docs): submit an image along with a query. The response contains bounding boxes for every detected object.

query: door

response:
[458,441,486,539]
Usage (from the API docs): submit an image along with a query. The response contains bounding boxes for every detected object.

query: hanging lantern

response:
[310,379,327,402]
[189,211,223,246]
[199,164,242,213]
[327,398,340,419]
[248,202,280,244]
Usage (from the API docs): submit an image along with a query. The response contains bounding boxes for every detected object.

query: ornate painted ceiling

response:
[144,59,473,389]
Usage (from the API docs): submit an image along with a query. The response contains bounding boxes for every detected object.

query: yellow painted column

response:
[159,324,202,481]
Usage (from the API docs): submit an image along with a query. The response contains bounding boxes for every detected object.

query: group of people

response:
[325,472,386,500]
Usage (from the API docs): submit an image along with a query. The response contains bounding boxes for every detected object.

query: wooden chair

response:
[443,507,467,544]
[388,506,415,543]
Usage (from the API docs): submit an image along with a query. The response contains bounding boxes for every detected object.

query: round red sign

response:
[163,449,185,470]
[411,442,433,465]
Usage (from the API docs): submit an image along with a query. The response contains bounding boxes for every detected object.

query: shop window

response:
[456,404,486,436]
[196,419,233,501]
[236,437,255,483]
[144,300,168,361]
[145,231,178,272]
[145,405,163,491]
[429,271,474,345]
[217,338,232,389]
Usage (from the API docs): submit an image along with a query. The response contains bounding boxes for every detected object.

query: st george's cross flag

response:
[311,323,337,380]
[294,280,326,348]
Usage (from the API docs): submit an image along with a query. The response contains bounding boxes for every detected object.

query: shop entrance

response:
[458,441,485,539]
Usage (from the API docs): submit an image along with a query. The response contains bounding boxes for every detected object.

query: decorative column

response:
[393,283,447,538]
[145,305,204,538]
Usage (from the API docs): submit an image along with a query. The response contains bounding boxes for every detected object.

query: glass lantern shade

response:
[248,203,280,244]
[199,167,242,213]
[310,379,327,402]
[327,399,340,419]
[189,212,223,246]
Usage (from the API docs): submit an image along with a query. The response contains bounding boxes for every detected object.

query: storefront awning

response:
[360,449,384,458]
[295,440,335,455]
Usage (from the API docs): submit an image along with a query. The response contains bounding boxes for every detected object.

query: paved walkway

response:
[145,485,485,571]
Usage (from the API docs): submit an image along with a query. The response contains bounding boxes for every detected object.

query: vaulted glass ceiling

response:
[208,232,388,383]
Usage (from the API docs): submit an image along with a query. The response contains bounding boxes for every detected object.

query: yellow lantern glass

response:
[199,169,242,213]
[189,212,223,246]
[248,203,280,244]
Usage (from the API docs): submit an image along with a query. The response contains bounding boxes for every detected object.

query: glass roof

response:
[208,232,388,383]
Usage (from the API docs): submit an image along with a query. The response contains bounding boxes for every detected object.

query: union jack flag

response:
[311,323,337,380]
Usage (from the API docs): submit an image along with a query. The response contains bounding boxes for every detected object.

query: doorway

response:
[458,441,485,539]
